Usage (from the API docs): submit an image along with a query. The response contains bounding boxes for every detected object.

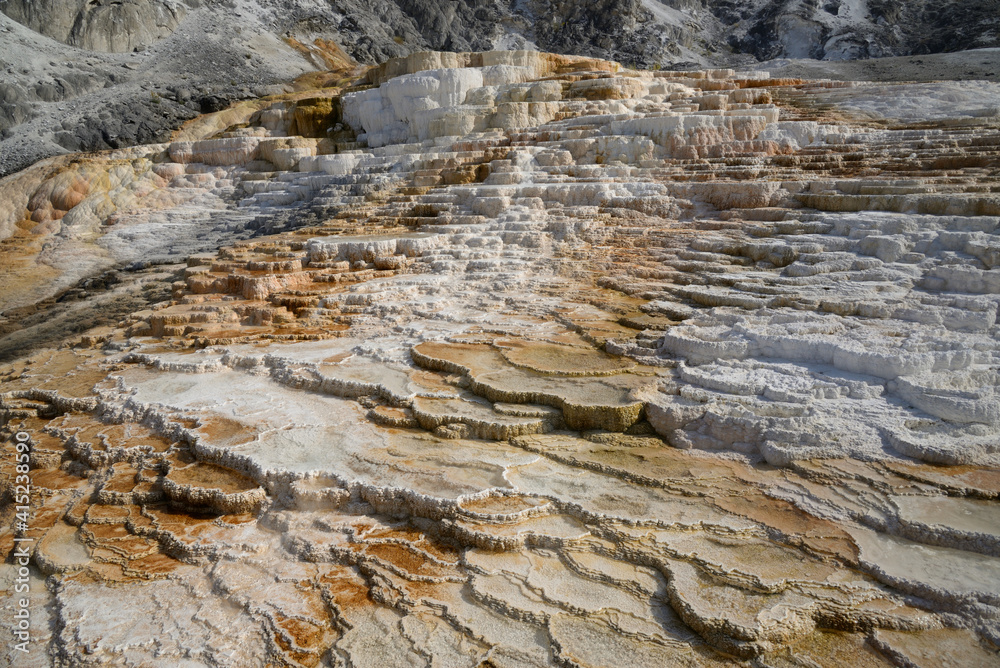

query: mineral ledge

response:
[2,50,1000,667]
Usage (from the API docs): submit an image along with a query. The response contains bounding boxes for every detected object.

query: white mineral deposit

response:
[1,44,999,667]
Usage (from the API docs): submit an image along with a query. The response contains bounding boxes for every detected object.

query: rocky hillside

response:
[4,0,1000,64]
[1,0,999,176]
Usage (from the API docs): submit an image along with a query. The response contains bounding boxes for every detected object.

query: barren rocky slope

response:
[3,0,1000,177]
[2,49,1000,666]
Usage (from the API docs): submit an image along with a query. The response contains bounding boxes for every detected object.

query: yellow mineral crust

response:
[2,50,1000,666]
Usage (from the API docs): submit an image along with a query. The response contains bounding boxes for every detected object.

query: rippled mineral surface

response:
[2,50,1000,667]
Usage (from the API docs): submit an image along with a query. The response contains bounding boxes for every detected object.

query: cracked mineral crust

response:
[2,49,1000,667]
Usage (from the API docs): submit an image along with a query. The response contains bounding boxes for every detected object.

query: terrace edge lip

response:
[2,46,1000,666]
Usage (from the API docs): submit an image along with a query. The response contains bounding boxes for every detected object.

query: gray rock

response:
[1,0,188,53]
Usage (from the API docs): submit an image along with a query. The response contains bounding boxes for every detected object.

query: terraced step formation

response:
[1,50,1000,667]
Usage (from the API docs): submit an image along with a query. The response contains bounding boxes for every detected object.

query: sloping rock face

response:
[711,0,1000,62]
[0,6,334,178]
[0,0,188,52]
[4,0,998,63]
[2,50,1000,666]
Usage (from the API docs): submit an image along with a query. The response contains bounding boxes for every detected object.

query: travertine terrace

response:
[2,50,1000,666]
